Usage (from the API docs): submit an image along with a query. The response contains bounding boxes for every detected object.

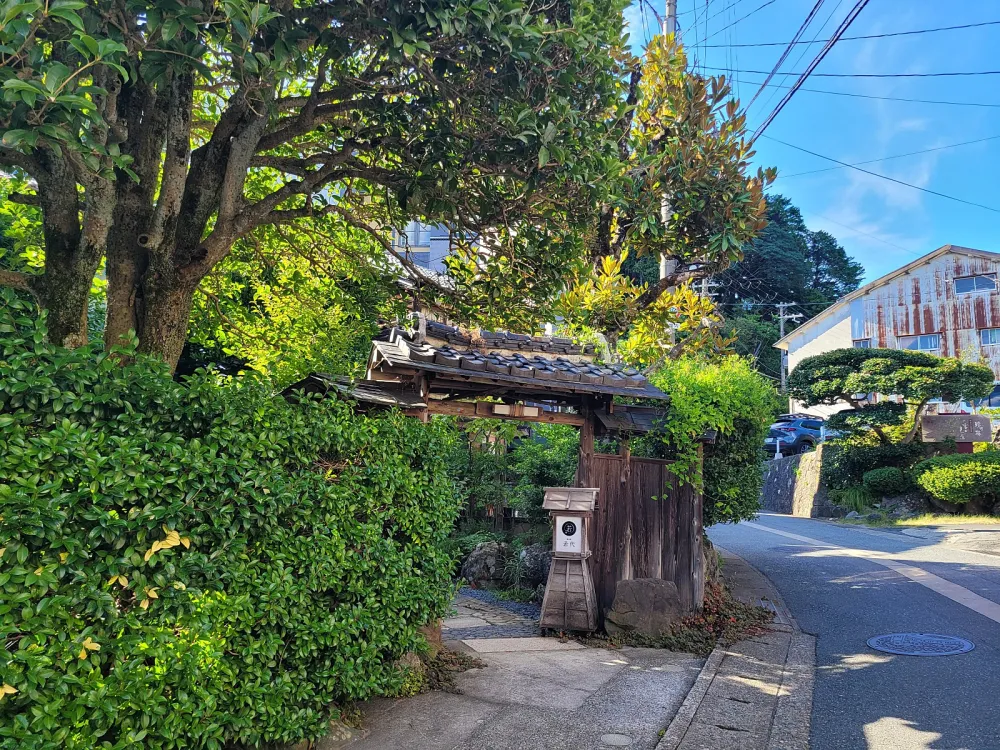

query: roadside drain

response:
[600,734,634,747]
[867,633,975,656]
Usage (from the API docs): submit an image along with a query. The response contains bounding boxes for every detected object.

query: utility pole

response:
[665,0,677,37]
[777,302,803,393]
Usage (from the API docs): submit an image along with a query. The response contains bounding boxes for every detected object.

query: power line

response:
[763,135,1000,214]
[704,19,1000,47]
[700,0,778,44]
[804,212,920,256]
[745,0,830,110]
[775,134,1000,179]
[750,0,846,117]
[736,78,1000,108]
[706,65,1000,78]
[750,0,871,143]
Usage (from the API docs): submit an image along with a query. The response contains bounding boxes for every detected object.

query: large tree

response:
[555,38,773,364]
[0,0,627,368]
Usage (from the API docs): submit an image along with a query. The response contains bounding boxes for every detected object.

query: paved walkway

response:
[657,549,814,750]
[326,591,704,750]
[441,589,541,640]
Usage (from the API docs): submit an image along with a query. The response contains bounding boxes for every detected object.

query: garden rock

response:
[461,542,510,587]
[702,534,722,585]
[604,578,683,636]
[845,511,862,520]
[518,543,552,587]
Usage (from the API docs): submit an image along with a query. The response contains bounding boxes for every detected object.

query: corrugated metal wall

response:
[852,253,1000,377]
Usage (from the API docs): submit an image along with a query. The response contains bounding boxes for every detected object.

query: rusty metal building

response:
[775,245,1000,417]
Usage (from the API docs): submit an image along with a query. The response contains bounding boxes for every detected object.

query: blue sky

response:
[625,0,1000,283]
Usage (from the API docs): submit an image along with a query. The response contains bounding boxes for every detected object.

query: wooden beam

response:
[577,397,595,488]
[425,399,586,426]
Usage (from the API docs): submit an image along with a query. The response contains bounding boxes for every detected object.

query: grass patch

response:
[893,513,1000,526]
[583,582,774,657]
[492,586,537,603]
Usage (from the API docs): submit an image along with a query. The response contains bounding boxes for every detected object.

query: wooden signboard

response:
[921,414,992,443]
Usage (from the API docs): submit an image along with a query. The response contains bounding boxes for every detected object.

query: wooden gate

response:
[588,453,704,617]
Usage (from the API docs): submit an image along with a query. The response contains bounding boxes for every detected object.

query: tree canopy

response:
[787,348,994,444]
[0,0,629,368]
[717,194,863,376]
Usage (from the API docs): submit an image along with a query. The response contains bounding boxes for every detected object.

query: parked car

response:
[764,414,830,456]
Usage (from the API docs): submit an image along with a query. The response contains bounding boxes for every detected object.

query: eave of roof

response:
[772,244,1000,350]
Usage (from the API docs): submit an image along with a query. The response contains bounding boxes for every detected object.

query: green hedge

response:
[821,441,925,491]
[912,452,1000,506]
[861,466,913,497]
[0,292,460,749]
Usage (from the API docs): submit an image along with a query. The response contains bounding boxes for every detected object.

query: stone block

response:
[604,578,683,636]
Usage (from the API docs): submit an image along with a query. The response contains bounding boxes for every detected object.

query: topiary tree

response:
[787,348,994,445]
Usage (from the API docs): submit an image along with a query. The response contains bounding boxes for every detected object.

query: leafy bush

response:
[821,440,925,490]
[862,467,913,497]
[508,424,579,521]
[641,357,780,525]
[912,452,1000,506]
[0,291,460,749]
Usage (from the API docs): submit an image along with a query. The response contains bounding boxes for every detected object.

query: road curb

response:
[766,630,816,750]
[657,546,816,750]
[656,644,727,750]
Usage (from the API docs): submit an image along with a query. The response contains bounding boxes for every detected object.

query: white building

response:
[774,244,1000,417]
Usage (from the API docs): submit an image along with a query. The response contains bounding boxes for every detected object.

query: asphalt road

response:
[709,514,1000,750]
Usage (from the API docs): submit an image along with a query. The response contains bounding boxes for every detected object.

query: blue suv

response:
[765,414,829,457]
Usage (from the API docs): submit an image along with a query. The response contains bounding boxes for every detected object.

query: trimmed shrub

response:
[0,291,460,749]
[862,467,913,497]
[821,441,925,490]
[912,452,1000,506]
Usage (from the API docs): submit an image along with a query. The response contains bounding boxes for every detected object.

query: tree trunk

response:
[34,267,93,349]
[136,273,197,370]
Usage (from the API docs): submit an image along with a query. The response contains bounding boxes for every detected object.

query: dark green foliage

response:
[723,313,782,381]
[717,195,863,308]
[822,441,925,490]
[509,425,580,521]
[912,452,1000,507]
[827,402,907,434]
[862,467,913,497]
[0,290,460,750]
[788,348,995,408]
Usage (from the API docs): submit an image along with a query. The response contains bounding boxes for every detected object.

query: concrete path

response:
[332,592,704,750]
[658,550,814,750]
[711,513,1000,750]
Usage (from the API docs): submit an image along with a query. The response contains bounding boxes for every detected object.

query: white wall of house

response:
[778,246,1000,418]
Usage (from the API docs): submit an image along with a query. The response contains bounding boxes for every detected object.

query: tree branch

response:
[0,269,36,291]
[7,192,39,205]
[0,146,43,177]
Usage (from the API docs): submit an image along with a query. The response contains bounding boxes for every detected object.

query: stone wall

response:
[760,445,839,517]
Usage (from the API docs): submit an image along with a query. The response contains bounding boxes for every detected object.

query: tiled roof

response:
[425,320,598,356]
[371,326,668,400]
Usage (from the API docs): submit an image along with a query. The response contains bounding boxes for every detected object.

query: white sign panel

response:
[555,515,582,553]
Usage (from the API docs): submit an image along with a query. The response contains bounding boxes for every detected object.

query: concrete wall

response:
[760,445,838,518]
[784,306,854,418]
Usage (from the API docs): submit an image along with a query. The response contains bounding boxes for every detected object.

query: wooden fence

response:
[588,453,704,616]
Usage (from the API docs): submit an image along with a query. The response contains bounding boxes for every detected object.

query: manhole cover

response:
[867,633,975,656]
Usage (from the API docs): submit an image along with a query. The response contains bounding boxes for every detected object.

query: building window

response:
[983,328,1000,346]
[898,333,941,353]
[852,339,871,348]
[955,274,997,294]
